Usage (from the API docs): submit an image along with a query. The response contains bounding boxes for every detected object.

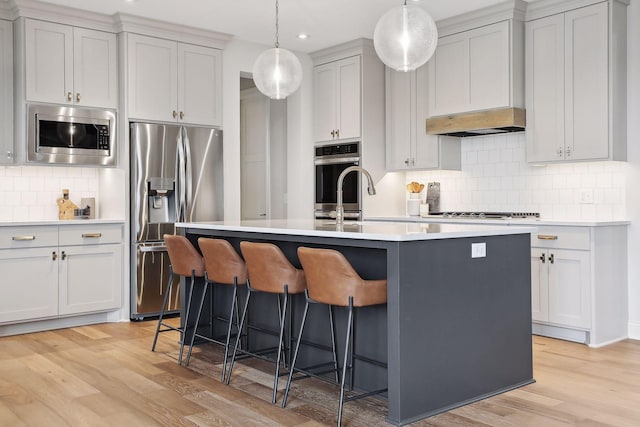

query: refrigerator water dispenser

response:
[148,177,175,224]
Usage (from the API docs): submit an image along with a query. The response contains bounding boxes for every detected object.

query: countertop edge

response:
[365,216,631,227]
[0,219,126,227]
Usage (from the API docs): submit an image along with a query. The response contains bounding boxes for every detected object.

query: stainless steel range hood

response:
[426,107,525,137]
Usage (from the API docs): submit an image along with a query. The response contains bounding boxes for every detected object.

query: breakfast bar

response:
[176,219,535,425]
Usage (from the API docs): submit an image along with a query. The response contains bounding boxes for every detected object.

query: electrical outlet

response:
[579,189,594,204]
[471,242,486,258]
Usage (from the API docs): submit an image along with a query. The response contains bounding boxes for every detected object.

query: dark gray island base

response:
[177,220,534,425]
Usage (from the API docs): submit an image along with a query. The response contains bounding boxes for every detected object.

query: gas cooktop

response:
[429,212,540,220]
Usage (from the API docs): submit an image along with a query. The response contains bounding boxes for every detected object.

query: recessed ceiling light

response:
[297,33,309,40]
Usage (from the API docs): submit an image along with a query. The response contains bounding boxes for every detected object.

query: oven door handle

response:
[314,157,360,165]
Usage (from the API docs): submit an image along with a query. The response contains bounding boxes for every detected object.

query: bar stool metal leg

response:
[221,277,240,382]
[225,284,252,384]
[151,268,175,352]
[272,285,289,404]
[184,273,212,367]
[178,272,197,366]
[338,296,355,426]
[329,304,339,382]
[281,292,311,408]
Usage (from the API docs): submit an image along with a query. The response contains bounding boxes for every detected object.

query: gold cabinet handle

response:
[12,235,36,241]
[76,92,81,103]
[179,111,184,120]
[82,233,102,238]
[172,110,178,119]
[67,91,73,102]
[537,234,558,240]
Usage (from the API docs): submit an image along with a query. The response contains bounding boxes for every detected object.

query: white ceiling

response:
[35,0,521,52]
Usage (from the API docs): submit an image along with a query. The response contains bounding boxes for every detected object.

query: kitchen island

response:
[176,219,535,425]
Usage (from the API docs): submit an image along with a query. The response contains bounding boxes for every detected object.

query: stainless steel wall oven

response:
[314,142,361,219]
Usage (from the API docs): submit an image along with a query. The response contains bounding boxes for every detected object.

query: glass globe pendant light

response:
[373,0,438,72]
[252,0,303,99]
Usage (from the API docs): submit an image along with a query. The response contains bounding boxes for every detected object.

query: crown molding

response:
[436,0,527,37]
[11,0,115,32]
[526,0,629,21]
[310,38,375,66]
[114,13,231,49]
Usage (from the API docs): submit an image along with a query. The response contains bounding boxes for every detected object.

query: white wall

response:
[407,133,627,220]
[222,39,314,221]
[625,0,640,339]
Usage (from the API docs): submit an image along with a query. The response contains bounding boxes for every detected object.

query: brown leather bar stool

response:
[282,246,388,426]
[183,238,248,381]
[226,241,306,404]
[151,234,205,366]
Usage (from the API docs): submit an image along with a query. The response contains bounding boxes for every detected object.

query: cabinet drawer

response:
[531,226,590,250]
[59,224,122,246]
[0,226,58,249]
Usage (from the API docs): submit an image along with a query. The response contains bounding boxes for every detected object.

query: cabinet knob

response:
[172,110,178,119]
[61,251,67,261]
[549,253,554,264]
[7,150,12,159]
[67,91,73,102]
[331,130,335,138]
[557,147,563,157]
[52,251,57,261]
[566,146,572,156]
[404,158,410,165]
[179,111,184,120]
[411,158,415,166]
[76,92,81,103]
[539,253,546,263]
[335,129,340,138]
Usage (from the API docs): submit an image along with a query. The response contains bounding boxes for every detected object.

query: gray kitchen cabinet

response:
[525,0,627,162]
[0,223,123,325]
[385,65,460,171]
[0,19,12,164]
[22,19,117,108]
[126,33,222,126]
[313,55,361,143]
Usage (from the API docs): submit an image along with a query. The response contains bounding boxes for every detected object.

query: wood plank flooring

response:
[0,320,639,426]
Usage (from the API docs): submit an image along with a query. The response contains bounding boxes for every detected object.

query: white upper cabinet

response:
[428,20,516,116]
[313,56,361,142]
[24,19,117,108]
[0,19,13,164]
[526,0,627,162]
[127,33,222,126]
[386,65,460,171]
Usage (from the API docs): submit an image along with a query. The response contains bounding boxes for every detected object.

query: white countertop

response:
[177,219,535,242]
[366,216,630,227]
[0,219,125,227]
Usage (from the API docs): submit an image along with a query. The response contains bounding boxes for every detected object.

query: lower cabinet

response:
[530,225,627,347]
[0,223,123,324]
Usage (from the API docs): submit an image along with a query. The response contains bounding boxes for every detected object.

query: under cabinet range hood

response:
[426,107,526,137]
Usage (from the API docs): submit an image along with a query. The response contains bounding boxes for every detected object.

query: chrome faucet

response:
[335,166,376,224]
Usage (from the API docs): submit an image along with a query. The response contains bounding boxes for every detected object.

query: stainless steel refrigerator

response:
[130,122,223,320]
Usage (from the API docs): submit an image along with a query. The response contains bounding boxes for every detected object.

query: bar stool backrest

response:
[164,234,205,277]
[297,247,387,307]
[239,241,306,294]
[198,238,247,284]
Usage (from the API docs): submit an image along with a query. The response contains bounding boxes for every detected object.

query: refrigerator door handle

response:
[175,127,186,222]
[183,128,194,222]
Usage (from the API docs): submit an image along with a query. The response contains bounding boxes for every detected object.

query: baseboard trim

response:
[532,323,588,344]
[629,322,640,340]
[0,312,117,337]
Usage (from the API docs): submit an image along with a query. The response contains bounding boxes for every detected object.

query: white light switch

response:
[472,242,486,258]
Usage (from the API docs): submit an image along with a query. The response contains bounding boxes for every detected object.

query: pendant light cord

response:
[275,0,280,48]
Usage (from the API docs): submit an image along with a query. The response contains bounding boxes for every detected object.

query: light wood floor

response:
[0,320,639,426]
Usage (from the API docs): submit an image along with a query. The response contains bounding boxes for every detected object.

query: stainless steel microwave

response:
[27,104,116,166]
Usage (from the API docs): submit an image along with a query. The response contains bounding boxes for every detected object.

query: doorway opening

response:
[240,75,288,220]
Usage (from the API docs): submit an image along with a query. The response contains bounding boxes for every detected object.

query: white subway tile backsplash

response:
[406,133,627,220]
[0,166,98,221]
